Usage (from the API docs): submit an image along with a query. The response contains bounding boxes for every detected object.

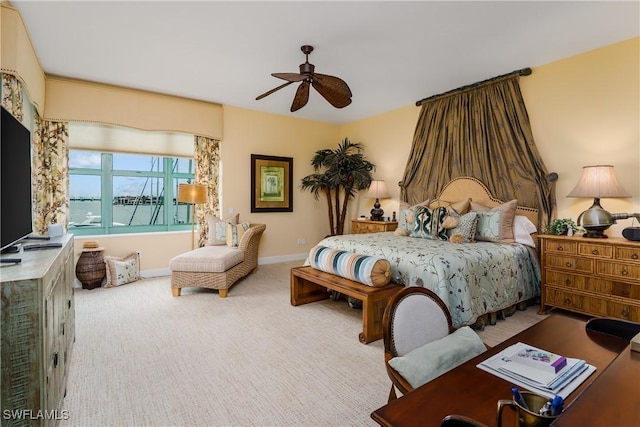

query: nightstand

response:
[538,234,640,321]
[351,219,398,234]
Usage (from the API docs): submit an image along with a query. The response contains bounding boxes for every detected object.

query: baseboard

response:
[73,254,308,287]
[258,253,308,265]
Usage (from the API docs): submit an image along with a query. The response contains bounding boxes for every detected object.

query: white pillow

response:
[513,215,537,247]
[206,213,239,246]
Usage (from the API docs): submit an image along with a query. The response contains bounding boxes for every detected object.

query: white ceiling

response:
[11,1,640,125]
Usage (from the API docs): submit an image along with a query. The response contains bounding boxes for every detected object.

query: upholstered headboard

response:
[436,177,539,228]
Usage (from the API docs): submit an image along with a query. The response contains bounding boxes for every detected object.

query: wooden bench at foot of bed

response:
[290,266,403,344]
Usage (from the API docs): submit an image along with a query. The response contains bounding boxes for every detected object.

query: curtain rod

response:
[415,67,532,106]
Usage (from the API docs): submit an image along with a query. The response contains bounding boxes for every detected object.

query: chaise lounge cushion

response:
[169,245,244,273]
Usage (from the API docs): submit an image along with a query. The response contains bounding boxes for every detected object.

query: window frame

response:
[69,150,197,236]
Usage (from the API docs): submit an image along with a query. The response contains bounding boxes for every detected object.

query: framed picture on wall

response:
[251,154,293,213]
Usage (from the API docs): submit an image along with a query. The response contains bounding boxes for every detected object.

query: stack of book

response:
[477,342,596,399]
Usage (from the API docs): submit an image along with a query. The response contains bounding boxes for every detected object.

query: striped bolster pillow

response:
[308,245,392,287]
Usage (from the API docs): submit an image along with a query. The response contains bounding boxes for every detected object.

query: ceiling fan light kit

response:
[256,45,352,112]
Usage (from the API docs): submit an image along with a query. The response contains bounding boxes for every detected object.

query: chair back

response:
[382,287,454,398]
[441,414,489,427]
[384,287,453,357]
[586,317,640,341]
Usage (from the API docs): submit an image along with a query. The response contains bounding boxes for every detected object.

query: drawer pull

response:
[622,307,630,318]
[592,249,599,255]
[565,279,571,286]
[557,246,564,252]
[564,298,572,305]
[621,269,629,276]
[632,254,639,260]
[565,262,572,268]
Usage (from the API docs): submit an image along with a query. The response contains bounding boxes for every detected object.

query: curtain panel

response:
[194,135,221,247]
[401,75,555,227]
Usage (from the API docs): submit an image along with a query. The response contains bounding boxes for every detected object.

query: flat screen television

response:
[1,106,33,252]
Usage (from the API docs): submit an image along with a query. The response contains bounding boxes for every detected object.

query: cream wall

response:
[218,106,340,262]
[341,37,640,238]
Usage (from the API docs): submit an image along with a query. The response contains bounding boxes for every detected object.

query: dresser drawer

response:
[543,239,577,255]
[607,300,640,321]
[611,281,640,299]
[545,271,610,294]
[615,246,640,263]
[545,255,593,274]
[544,288,609,316]
[596,260,640,281]
[578,242,613,259]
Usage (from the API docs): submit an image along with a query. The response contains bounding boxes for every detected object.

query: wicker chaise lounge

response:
[169,223,266,298]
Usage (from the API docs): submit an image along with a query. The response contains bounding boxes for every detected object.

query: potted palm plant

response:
[301,138,375,235]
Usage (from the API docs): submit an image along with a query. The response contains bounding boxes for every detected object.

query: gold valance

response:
[44,76,224,140]
[0,5,46,115]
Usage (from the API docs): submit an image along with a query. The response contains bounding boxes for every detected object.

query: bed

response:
[307,177,541,329]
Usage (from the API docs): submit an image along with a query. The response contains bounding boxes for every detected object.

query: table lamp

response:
[567,165,630,238]
[366,180,390,221]
[178,183,208,249]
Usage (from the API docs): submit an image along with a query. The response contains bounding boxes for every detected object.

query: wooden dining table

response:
[371,314,634,427]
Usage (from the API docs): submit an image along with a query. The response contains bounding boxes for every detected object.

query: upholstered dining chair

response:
[382,287,487,401]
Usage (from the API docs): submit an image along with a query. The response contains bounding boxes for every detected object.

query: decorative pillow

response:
[472,199,517,243]
[388,326,486,389]
[447,211,479,243]
[398,199,430,232]
[513,215,537,247]
[206,213,239,246]
[409,206,448,240]
[429,198,471,215]
[103,253,140,288]
[308,245,392,287]
[226,222,251,247]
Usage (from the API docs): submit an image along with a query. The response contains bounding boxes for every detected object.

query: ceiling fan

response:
[256,45,352,112]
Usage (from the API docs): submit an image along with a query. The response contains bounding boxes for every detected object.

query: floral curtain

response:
[194,135,221,247]
[32,117,69,234]
[2,74,70,235]
[401,75,555,227]
[2,74,24,120]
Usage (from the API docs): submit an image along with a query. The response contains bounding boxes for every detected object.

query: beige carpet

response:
[61,261,546,427]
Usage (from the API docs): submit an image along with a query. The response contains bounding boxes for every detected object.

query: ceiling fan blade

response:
[255,81,294,100]
[272,73,307,82]
[312,77,352,109]
[313,73,352,97]
[291,81,310,112]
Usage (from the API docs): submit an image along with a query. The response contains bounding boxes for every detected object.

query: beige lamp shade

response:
[178,183,208,204]
[365,180,390,199]
[567,165,630,238]
[567,165,630,199]
[177,183,207,249]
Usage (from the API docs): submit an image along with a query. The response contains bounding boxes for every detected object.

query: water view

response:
[70,200,192,228]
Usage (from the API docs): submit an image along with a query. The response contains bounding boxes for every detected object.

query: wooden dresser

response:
[351,219,397,234]
[1,234,75,426]
[538,234,640,321]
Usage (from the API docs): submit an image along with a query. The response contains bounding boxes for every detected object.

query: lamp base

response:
[583,229,608,238]
[370,198,384,221]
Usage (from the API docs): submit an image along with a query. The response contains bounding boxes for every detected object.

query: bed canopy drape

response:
[400,69,556,228]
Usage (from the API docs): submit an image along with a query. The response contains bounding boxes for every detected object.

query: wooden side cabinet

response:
[538,234,640,321]
[1,234,75,426]
[351,219,398,234]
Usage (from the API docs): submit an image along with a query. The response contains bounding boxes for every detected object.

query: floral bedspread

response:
[307,232,540,328]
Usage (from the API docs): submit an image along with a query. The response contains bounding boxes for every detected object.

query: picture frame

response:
[251,154,293,213]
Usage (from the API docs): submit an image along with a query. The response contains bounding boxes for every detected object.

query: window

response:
[69,150,197,235]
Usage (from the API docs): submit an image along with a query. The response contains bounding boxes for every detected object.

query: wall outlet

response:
[228,207,234,215]
[297,238,306,245]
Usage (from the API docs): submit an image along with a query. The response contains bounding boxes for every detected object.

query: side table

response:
[76,245,106,289]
